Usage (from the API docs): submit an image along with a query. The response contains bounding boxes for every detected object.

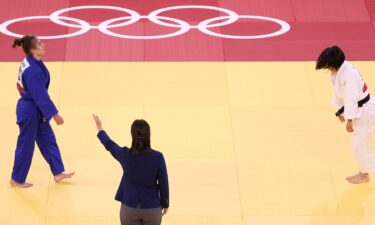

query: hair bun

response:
[12,38,23,48]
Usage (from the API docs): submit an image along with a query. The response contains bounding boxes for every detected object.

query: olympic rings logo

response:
[0,5,291,40]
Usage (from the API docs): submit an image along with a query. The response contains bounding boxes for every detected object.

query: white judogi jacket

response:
[331,61,369,120]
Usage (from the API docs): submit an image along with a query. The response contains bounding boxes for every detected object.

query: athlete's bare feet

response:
[10,179,33,188]
[54,172,75,183]
[346,173,370,184]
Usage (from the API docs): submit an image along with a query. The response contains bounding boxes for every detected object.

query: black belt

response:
[335,94,370,117]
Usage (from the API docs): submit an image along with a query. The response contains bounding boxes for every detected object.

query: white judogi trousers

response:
[352,97,375,173]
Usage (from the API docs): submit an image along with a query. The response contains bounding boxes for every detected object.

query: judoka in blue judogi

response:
[11,36,72,187]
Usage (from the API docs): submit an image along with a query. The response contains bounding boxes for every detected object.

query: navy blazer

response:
[97,130,169,209]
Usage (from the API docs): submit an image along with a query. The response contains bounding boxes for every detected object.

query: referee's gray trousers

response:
[120,204,162,225]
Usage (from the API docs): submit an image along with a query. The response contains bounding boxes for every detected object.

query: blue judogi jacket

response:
[97,130,170,209]
[17,56,58,120]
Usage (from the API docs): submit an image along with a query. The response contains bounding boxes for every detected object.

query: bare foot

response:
[346,173,358,181]
[54,172,75,183]
[347,173,370,184]
[10,179,33,188]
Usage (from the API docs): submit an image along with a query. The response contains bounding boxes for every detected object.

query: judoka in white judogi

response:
[331,61,375,179]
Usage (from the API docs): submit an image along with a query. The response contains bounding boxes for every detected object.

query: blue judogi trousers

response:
[11,99,65,183]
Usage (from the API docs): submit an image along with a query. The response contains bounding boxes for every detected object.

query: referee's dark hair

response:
[316,46,345,71]
[130,120,151,154]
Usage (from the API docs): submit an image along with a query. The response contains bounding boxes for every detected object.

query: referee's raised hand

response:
[93,114,103,131]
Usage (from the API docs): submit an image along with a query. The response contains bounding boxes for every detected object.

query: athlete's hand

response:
[93,114,103,131]
[338,115,345,123]
[346,119,354,133]
[162,208,168,216]
[53,114,64,125]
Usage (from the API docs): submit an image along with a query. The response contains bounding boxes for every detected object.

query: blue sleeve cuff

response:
[45,109,58,120]
[97,130,108,141]
[161,200,169,208]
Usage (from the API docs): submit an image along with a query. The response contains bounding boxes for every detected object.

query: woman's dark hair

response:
[131,120,151,154]
[316,46,345,71]
[12,35,37,56]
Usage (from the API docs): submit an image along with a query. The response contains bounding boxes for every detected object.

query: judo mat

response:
[1,1,375,225]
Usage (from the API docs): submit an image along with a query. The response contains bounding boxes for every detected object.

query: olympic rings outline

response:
[198,15,290,39]
[148,5,239,29]
[50,5,141,29]
[0,5,291,40]
[0,15,90,39]
[98,16,190,40]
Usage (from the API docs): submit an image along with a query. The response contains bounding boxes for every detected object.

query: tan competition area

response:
[1,61,375,225]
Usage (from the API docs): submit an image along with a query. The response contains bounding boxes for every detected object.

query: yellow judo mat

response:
[0,62,375,225]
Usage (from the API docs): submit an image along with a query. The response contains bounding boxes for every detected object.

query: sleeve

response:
[330,73,344,110]
[330,91,344,110]
[158,153,169,208]
[23,69,58,120]
[97,130,124,160]
[342,72,359,120]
